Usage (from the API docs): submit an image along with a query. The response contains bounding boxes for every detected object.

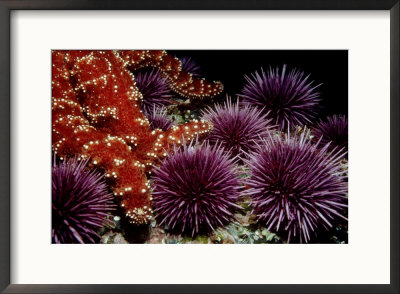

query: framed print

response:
[1,1,399,293]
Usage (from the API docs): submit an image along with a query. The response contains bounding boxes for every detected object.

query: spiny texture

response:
[313,115,348,151]
[202,97,273,158]
[145,106,174,131]
[245,130,348,243]
[179,56,201,78]
[135,68,173,113]
[152,142,242,236]
[239,65,321,130]
[52,50,221,224]
[52,158,115,244]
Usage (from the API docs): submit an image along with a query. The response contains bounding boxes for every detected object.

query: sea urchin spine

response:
[312,114,348,151]
[145,106,174,131]
[52,157,115,244]
[245,130,347,243]
[179,56,202,78]
[134,68,173,113]
[239,65,321,130]
[202,97,273,159]
[152,141,242,236]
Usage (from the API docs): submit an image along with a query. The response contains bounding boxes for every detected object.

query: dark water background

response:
[169,50,348,119]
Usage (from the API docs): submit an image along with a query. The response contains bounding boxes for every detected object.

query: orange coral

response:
[52,50,223,224]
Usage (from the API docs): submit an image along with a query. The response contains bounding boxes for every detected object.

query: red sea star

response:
[52,50,223,224]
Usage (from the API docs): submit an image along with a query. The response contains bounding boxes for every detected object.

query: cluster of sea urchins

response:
[52,158,115,243]
[202,97,273,159]
[244,130,348,243]
[51,52,348,243]
[148,67,348,241]
[239,65,321,130]
[151,141,242,236]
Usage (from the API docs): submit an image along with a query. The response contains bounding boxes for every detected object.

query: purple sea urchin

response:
[239,65,321,130]
[202,97,273,158]
[179,56,201,77]
[313,115,348,151]
[152,141,242,236]
[245,130,347,243]
[52,158,115,243]
[145,106,174,131]
[135,68,173,112]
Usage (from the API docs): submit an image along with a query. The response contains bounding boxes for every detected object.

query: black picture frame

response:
[0,1,398,293]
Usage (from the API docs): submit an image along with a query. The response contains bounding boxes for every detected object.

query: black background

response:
[169,50,348,120]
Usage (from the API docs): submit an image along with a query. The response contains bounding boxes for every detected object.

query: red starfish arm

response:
[52,50,217,225]
[118,50,224,99]
[68,50,213,165]
[53,51,154,223]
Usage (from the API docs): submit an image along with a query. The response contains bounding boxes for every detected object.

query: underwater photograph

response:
[51,50,348,244]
